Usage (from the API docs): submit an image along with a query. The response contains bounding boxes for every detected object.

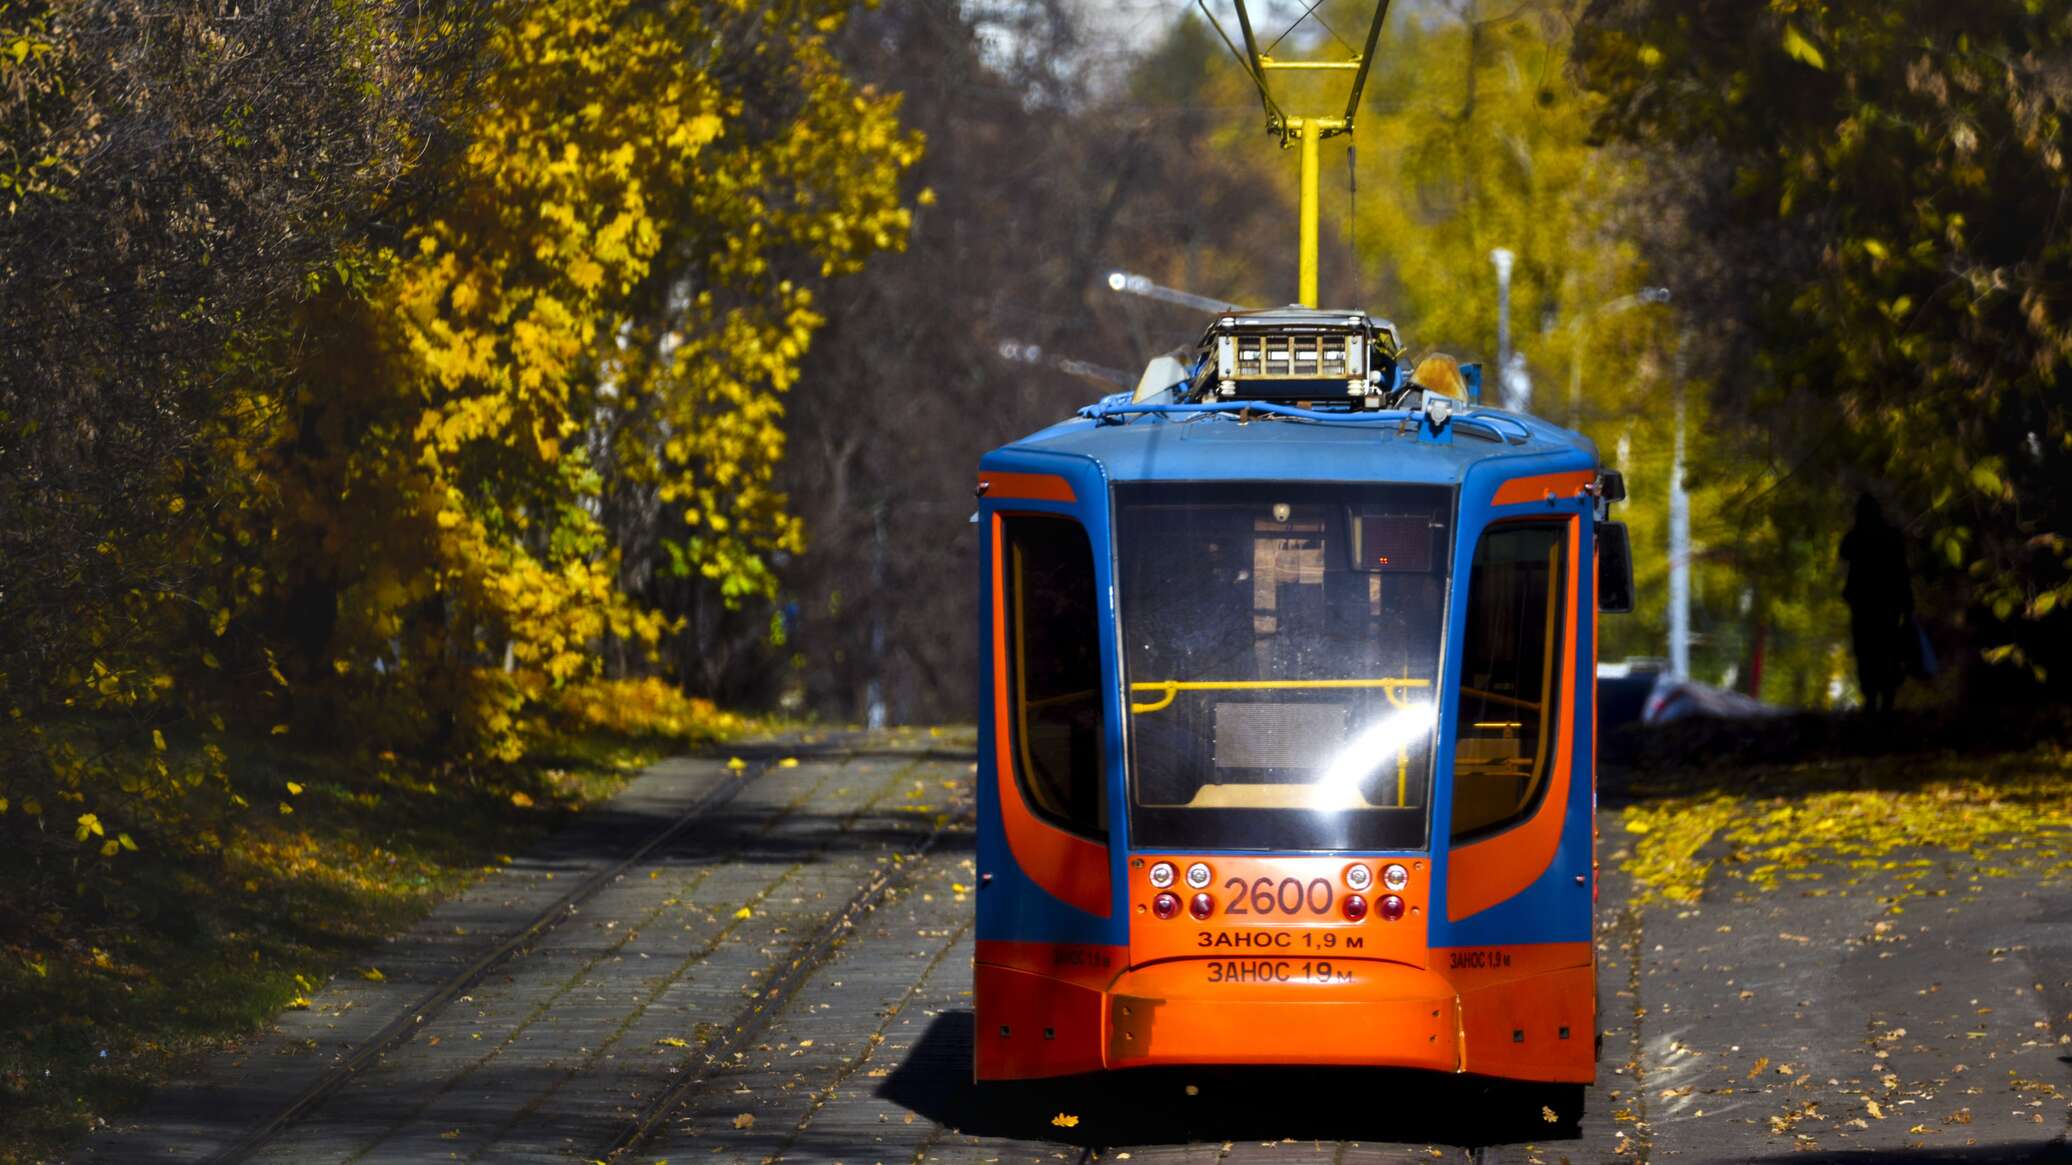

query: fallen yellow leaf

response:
[510,791,534,808]
[778,757,799,768]
[732,1113,754,1129]
[1747,1055,1770,1079]
[1051,1113,1080,1128]
[286,782,303,795]
[360,967,385,982]
[733,906,752,920]
[1542,1105,1559,1123]
[726,757,747,771]
[1867,1099,1885,1119]
[656,1037,688,1048]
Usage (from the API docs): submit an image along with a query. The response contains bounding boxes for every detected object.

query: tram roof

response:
[996,405,1598,486]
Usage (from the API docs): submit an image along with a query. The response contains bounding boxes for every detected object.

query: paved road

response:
[83,741,2071,1164]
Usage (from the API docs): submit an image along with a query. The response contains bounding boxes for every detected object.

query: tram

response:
[971,306,1634,1111]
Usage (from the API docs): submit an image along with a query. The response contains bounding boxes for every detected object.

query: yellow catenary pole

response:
[1203,2,1390,309]
[1297,119,1320,307]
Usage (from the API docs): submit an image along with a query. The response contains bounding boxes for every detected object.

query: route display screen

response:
[1115,482,1453,851]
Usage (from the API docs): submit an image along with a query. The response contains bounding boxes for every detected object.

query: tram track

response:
[199,743,958,1165]
[760,915,973,1163]
[323,756,859,1164]
[599,772,974,1160]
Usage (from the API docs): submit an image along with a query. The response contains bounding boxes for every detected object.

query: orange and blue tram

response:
[972,308,1633,1112]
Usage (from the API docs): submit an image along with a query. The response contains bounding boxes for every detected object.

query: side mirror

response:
[1598,469,1626,503]
[1597,521,1635,614]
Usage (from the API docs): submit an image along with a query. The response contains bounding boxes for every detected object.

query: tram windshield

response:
[1116,482,1452,851]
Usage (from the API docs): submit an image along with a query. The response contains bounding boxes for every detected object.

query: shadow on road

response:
[1601,704,2072,801]
[879,1010,1584,1150]
[1750,1147,2069,1164]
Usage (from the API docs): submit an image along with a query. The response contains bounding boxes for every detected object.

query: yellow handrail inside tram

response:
[1128,676,1428,715]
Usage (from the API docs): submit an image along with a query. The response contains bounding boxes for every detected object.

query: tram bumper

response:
[1102,958,1457,1071]
[975,954,1596,1080]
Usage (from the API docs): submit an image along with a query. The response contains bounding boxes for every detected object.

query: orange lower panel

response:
[974,962,1107,1080]
[975,953,1597,1081]
[1457,963,1595,1083]
[1104,959,1457,1072]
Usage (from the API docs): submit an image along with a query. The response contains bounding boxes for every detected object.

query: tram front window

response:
[1117,482,1451,851]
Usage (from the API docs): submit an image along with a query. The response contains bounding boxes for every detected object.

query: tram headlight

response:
[1345,864,1372,892]
[1342,894,1368,921]
[1379,894,1406,922]
[1184,862,1212,889]
[1381,863,1409,892]
[1148,861,1176,889]
[1152,891,1180,920]
[1188,891,1215,921]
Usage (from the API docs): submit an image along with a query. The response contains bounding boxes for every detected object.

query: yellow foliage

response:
[549,676,750,744]
[1622,748,2072,908]
[1,1,913,927]
[192,0,915,763]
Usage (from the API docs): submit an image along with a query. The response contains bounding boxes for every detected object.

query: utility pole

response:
[1491,247,1514,375]
[1490,248,1533,411]
[866,501,887,730]
[1668,342,1692,681]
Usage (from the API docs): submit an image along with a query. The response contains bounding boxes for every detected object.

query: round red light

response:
[1342,894,1368,921]
[1379,894,1406,921]
[1152,891,1180,920]
[1188,891,1214,921]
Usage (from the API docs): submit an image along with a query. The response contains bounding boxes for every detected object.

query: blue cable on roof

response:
[1075,399,1530,444]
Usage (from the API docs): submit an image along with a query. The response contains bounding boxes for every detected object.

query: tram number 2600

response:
[1224,876,1333,916]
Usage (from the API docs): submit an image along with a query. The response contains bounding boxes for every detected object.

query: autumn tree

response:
[1,0,919,867]
[205,0,922,760]
[0,0,481,835]
[1577,0,2072,693]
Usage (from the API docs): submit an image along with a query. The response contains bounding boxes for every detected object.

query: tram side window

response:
[1451,523,1568,840]
[1002,516,1107,839]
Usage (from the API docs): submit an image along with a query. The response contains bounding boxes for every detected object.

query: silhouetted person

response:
[1839,493,1913,713]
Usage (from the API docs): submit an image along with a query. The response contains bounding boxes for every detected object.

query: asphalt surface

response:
[81,739,2071,1164]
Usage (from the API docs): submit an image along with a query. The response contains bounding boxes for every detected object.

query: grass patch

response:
[0,708,738,1162]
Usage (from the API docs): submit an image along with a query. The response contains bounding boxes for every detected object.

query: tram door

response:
[1434,506,1599,1083]
[997,514,1108,846]
[1442,512,1583,920]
